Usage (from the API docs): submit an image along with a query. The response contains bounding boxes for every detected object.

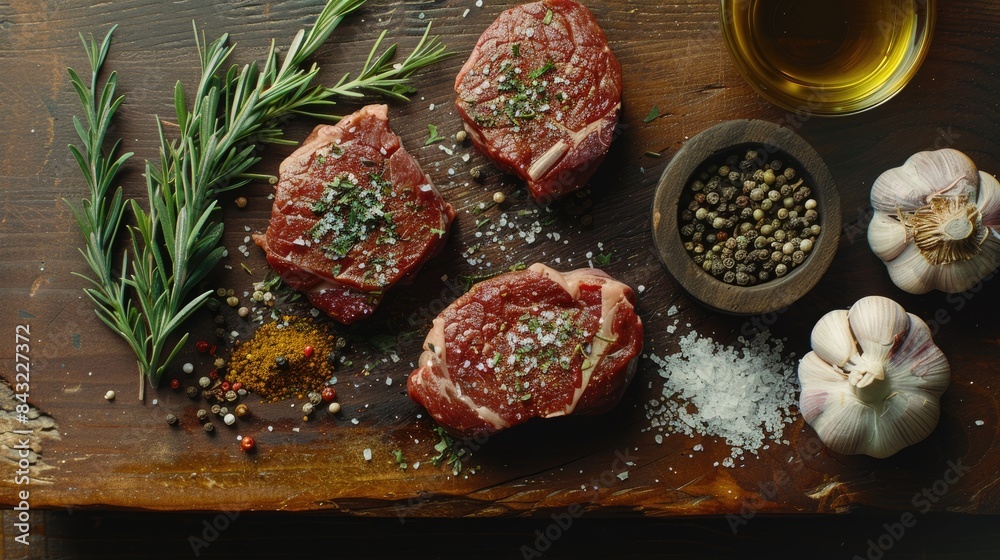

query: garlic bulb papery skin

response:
[798,296,950,459]
[868,148,1000,294]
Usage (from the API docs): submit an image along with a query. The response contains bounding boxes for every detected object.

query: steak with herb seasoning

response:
[407,263,643,436]
[254,104,454,324]
[454,0,622,202]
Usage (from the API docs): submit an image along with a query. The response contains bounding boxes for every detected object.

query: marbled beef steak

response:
[407,264,643,436]
[254,105,454,324]
[455,0,622,202]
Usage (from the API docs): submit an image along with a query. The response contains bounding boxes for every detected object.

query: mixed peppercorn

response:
[679,149,822,285]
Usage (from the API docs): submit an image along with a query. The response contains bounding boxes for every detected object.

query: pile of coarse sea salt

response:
[645,329,799,468]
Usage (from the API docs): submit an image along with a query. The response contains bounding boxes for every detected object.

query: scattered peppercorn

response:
[235,404,249,417]
[492,191,506,204]
[196,340,210,353]
[166,413,178,426]
[186,386,199,398]
[224,413,236,426]
[240,435,255,451]
[321,386,337,402]
[235,196,248,208]
[204,422,215,433]
[226,296,240,308]
[170,379,180,390]
[238,306,250,318]
[182,362,194,374]
[104,390,115,401]
[328,402,342,414]
[303,345,314,358]
[456,130,468,143]
[198,376,212,389]
[197,409,209,421]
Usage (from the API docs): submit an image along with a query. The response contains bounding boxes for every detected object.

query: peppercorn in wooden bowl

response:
[651,119,841,315]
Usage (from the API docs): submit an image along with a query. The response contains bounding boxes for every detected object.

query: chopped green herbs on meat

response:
[307,173,398,260]
[528,60,555,80]
[466,50,563,129]
[543,9,554,25]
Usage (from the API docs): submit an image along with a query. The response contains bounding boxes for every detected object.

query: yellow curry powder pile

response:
[226,316,341,402]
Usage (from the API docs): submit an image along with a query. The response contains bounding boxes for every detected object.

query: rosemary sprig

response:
[68,0,451,398]
[65,27,147,378]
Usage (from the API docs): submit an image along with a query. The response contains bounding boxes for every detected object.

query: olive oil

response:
[722,0,934,115]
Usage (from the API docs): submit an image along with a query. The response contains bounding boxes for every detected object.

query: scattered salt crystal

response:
[693,444,703,452]
[268,426,273,432]
[351,418,360,425]
[463,8,470,17]
[638,285,646,294]
[976,420,985,426]
[363,448,373,461]
[667,305,678,316]
[617,471,629,481]
[646,330,798,468]
[292,427,300,432]
[386,377,393,386]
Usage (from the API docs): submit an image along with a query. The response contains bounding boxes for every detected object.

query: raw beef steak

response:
[407,264,643,436]
[454,0,622,202]
[254,105,454,324]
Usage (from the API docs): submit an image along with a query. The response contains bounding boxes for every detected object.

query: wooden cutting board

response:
[2,0,999,516]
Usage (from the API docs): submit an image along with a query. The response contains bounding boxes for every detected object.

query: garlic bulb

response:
[798,296,950,458]
[868,148,1000,293]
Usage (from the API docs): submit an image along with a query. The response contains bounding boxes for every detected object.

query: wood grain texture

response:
[2,0,1000,519]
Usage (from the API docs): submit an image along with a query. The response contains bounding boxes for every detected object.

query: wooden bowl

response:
[651,120,842,315]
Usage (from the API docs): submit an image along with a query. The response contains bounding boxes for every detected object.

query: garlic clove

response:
[810,309,855,368]
[864,390,942,459]
[848,296,910,366]
[807,396,873,457]
[867,211,910,261]
[871,149,979,213]
[885,243,938,294]
[798,351,849,423]
[975,171,1000,227]
[886,314,950,395]
[928,231,1000,293]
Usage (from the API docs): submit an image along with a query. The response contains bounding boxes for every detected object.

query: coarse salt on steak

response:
[407,263,643,436]
[254,105,454,324]
[455,0,622,202]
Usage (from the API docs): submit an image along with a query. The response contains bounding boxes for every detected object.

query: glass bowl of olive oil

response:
[721,0,935,116]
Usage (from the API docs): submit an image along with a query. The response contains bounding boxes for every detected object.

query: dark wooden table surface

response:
[2,0,1000,548]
